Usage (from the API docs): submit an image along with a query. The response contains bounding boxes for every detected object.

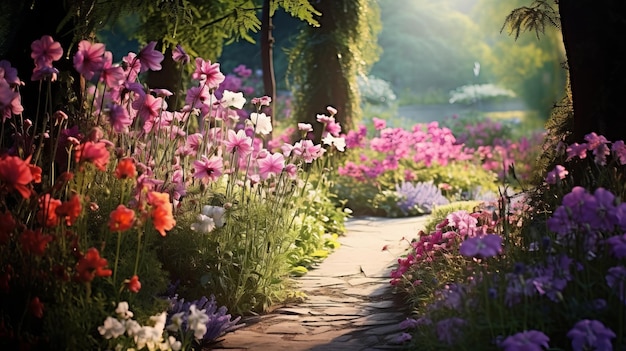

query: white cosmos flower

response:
[221,90,246,109]
[202,205,226,228]
[115,301,134,320]
[190,214,216,234]
[322,134,346,152]
[187,305,209,340]
[250,112,272,135]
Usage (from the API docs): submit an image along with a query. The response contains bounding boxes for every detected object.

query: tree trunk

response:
[559,1,626,143]
[261,0,276,143]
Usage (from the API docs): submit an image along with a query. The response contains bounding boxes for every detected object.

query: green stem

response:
[112,231,122,288]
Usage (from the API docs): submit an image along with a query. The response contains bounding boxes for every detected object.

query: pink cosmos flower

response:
[192,58,225,89]
[224,130,253,156]
[0,80,23,121]
[138,41,164,72]
[132,94,165,131]
[122,52,141,82]
[258,152,285,180]
[75,141,110,171]
[193,155,223,183]
[30,35,63,68]
[172,44,190,64]
[107,103,133,133]
[251,96,272,106]
[298,123,313,133]
[100,51,125,88]
[545,165,568,184]
[31,66,59,81]
[73,40,106,80]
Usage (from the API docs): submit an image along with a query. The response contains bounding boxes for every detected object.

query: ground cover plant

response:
[0,35,347,350]
[390,132,626,350]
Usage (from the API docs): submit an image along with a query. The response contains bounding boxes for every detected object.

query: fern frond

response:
[502,0,559,40]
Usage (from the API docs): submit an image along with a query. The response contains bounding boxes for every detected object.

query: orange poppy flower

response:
[115,157,137,179]
[151,204,175,236]
[0,155,34,198]
[108,205,135,232]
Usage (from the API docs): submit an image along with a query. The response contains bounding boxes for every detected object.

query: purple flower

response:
[393,332,412,344]
[172,44,190,64]
[500,330,550,351]
[436,317,466,345]
[459,234,502,259]
[606,234,626,259]
[399,318,419,330]
[605,265,626,304]
[138,41,164,72]
[567,319,616,351]
[611,140,626,165]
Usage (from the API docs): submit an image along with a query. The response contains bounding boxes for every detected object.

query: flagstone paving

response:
[209,216,430,351]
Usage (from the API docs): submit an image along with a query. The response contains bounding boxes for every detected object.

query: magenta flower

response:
[31,66,59,82]
[172,44,190,64]
[566,142,589,161]
[545,164,568,184]
[193,155,223,183]
[567,319,615,351]
[257,152,285,180]
[30,35,63,68]
[500,330,550,351]
[459,234,502,259]
[132,94,164,127]
[373,117,386,130]
[192,58,225,89]
[138,41,164,72]
[224,130,253,156]
[73,40,105,80]
[251,96,272,106]
[298,123,313,133]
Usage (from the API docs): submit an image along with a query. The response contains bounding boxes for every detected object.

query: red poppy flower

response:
[75,247,112,283]
[115,157,137,179]
[19,229,53,256]
[29,297,44,319]
[74,141,110,171]
[108,205,135,232]
[125,275,141,293]
[0,211,16,245]
[56,194,82,226]
[37,194,62,227]
[0,155,34,198]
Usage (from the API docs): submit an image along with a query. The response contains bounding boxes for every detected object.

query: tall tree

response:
[505,0,626,143]
[287,0,381,139]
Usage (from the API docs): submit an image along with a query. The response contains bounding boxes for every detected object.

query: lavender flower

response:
[500,330,550,351]
[545,164,568,184]
[395,181,449,215]
[605,265,626,304]
[167,295,243,343]
[399,318,420,330]
[459,234,502,259]
[436,317,466,345]
[567,319,615,351]
[606,234,626,259]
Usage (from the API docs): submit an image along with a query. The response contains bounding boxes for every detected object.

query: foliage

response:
[287,0,381,134]
[134,0,320,62]
[501,0,559,40]
[370,0,488,98]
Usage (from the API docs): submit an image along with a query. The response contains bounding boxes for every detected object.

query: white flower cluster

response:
[98,302,182,351]
[448,83,516,104]
[190,205,226,234]
[357,75,397,106]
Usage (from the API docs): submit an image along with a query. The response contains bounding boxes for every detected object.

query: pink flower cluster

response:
[339,120,473,182]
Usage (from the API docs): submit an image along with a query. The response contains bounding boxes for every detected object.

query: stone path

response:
[209,216,430,351]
